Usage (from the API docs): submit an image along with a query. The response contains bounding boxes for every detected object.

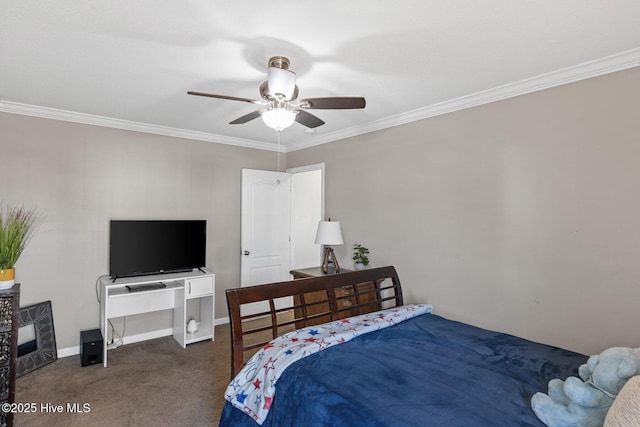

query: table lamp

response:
[315,220,344,273]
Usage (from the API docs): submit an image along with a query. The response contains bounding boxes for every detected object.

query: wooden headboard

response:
[225,266,404,377]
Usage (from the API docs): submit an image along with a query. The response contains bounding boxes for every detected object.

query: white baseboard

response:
[57,317,230,358]
[57,346,82,358]
[215,316,229,326]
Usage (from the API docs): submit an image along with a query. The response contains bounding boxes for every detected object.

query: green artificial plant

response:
[352,243,370,266]
[0,204,44,270]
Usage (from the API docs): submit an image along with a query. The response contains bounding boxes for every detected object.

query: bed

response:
[220,266,586,427]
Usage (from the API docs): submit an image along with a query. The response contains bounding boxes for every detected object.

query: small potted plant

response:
[352,244,370,270]
[0,204,44,289]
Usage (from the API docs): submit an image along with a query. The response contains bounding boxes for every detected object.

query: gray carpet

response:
[14,324,231,426]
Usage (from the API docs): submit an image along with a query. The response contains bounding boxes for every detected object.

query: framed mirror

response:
[17,301,57,377]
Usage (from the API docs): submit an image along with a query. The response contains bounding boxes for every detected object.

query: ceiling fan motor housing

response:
[268,56,290,70]
[267,56,296,100]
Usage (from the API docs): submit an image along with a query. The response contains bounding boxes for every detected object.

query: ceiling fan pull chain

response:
[276,131,281,172]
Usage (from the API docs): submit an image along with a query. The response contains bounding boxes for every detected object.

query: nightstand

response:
[290,267,380,327]
[290,266,350,279]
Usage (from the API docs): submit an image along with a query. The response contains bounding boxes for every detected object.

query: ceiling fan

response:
[187,56,366,132]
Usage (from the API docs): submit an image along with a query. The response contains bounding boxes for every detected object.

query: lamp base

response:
[321,247,341,274]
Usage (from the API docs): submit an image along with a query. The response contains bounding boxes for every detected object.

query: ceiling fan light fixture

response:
[261,108,296,132]
[267,67,296,100]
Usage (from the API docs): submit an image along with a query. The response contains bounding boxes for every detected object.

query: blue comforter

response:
[219,313,586,426]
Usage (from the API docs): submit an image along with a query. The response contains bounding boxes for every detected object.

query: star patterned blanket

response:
[224,303,433,425]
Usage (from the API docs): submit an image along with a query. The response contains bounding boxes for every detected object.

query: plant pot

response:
[354,262,366,270]
[0,268,15,289]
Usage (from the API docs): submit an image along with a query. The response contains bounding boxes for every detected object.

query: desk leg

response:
[100,286,108,367]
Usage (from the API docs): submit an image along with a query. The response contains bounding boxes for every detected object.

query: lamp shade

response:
[315,221,344,245]
[262,108,296,132]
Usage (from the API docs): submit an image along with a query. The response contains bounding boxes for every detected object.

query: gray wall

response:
[1,113,275,351]
[287,66,640,355]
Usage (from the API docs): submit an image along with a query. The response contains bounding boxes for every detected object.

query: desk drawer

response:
[108,288,177,318]
[186,277,213,298]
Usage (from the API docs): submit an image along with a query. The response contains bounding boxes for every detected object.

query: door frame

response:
[240,164,325,286]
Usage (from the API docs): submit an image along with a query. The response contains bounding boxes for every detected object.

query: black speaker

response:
[80,329,103,367]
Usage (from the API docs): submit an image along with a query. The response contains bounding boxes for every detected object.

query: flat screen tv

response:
[109,220,206,278]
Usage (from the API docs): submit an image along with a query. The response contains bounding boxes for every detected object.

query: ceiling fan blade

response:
[229,110,262,125]
[299,97,366,109]
[295,110,325,128]
[187,91,259,104]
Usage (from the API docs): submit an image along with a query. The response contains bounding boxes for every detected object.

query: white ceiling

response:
[2,1,639,152]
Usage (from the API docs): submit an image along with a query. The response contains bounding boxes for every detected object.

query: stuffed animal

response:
[531,347,640,427]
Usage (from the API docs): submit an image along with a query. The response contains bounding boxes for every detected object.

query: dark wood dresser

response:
[0,284,19,427]
[290,267,380,327]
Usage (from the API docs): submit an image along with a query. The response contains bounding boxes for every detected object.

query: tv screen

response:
[109,220,206,278]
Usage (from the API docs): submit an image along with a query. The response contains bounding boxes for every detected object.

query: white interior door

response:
[241,169,292,316]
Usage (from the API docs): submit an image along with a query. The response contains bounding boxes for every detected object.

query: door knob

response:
[244,250,250,256]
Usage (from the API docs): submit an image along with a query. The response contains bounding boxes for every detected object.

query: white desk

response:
[98,269,215,367]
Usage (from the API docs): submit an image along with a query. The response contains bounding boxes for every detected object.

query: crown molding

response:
[286,48,640,152]
[2,48,638,154]
[0,100,285,152]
